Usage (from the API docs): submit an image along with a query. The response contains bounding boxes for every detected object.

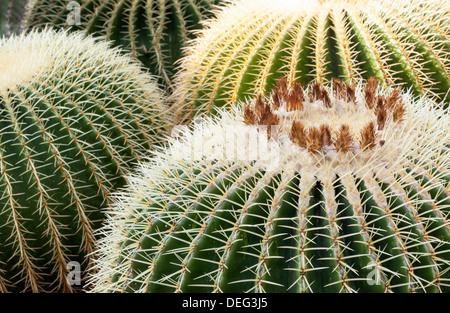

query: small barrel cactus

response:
[0,0,28,37]
[89,78,450,293]
[173,0,450,122]
[24,0,224,89]
[0,29,171,292]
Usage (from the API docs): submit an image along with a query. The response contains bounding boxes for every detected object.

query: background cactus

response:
[89,79,450,293]
[0,0,28,37]
[24,0,224,89]
[172,0,450,122]
[0,29,171,292]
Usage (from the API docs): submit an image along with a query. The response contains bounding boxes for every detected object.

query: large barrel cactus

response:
[0,29,171,293]
[24,0,224,89]
[89,78,450,293]
[173,0,450,122]
[0,0,28,37]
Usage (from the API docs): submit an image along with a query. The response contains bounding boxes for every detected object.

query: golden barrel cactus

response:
[90,79,450,293]
[173,0,450,122]
[0,29,171,292]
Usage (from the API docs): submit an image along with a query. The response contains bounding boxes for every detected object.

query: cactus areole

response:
[173,0,450,122]
[0,29,170,293]
[90,78,450,293]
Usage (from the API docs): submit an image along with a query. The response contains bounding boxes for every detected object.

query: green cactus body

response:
[0,0,28,37]
[90,79,450,293]
[173,0,450,122]
[0,29,171,292]
[24,0,223,89]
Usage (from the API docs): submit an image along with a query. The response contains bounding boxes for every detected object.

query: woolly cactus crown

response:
[173,0,450,122]
[90,79,450,293]
[0,28,171,292]
[25,0,224,88]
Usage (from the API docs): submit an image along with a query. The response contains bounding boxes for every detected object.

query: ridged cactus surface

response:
[0,0,28,37]
[0,29,170,292]
[173,0,450,122]
[90,79,450,293]
[25,0,224,88]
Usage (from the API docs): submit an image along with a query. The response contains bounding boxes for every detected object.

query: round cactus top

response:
[0,31,54,92]
[173,0,449,121]
[169,78,448,179]
[0,28,162,97]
